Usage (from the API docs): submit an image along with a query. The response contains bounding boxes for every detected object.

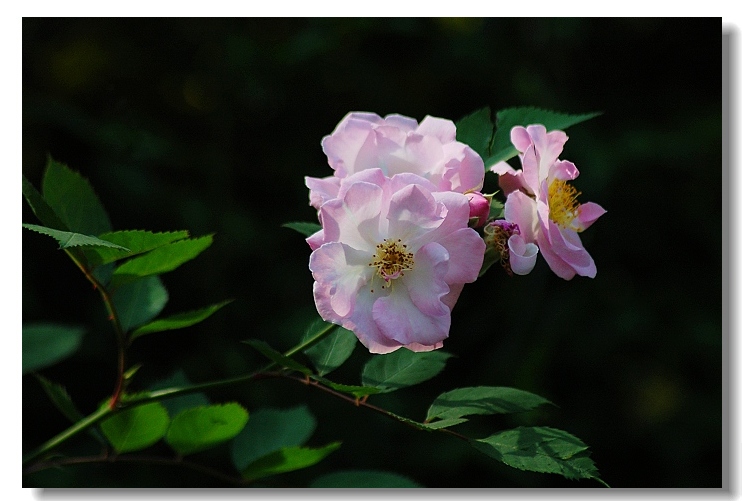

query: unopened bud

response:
[466,191,491,228]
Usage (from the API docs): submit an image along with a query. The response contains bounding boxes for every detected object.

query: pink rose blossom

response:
[309,168,485,354]
[306,112,485,211]
[490,125,606,280]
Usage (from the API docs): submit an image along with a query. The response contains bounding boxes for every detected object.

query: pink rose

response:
[309,168,485,353]
[490,125,605,279]
[306,112,485,211]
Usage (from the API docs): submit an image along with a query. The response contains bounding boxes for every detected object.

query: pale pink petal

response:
[441,283,465,311]
[403,342,444,353]
[526,125,568,181]
[503,190,538,243]
[490,161,528,195]
[383,113,419,132]
[574,202,606,231]
[434,227,485,284]
[387,184,443,242]
[510,126,533,152]
[306,228,325,251]
[310,242,373,317]
[441,142,485,193]
[321,118,378,177]
[305,175,341,210]
[403,242,450,317]
[320,181,382,249]
[548,160,580,182]
[373,283,450,348]
[547,223,597,278]
[508,233,539,275]
[343,286,402,354]
[416,115,457,143]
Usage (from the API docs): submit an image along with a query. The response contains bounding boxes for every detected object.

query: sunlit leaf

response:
[471,426,601,481]
[361,349,453,393]
[100,402,170,453]
[165,403,249,456]
[455,106,494,160]
[22,224,130,251]
[303,326,357,376]
[22,323,86,374]
[112,275,169,333]
[111,235,213,286]
[426,386,553,422]
[130,299,233,341]
[240,442,341,482]
[422,417,469,430]
[86,230,191,267]
[22,175,67,230]
[242,339,313,375]
[231,405,317,472]
[487,107,601,166]
[313,378,381,399]
[41,156,112,235]
[282,222,322,237]
[310,469,423,488]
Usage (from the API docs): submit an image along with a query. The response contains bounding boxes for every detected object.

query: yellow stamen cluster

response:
[548,179,582,230]
[368,238,414,290]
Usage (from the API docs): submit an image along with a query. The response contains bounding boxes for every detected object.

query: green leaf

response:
[471,426,601,481]
[22,323,86,374]
[361,349,453,393]
[242,339,313,375]
[149,370,210,418]
[426,386,553,422]
[282,222,322,237]
[240,442,341,482]
[130,299,233,341]
[112,275,169,333]
[310,470,423,488]
[22,224,130,251]
[488,197,504,220]
[231,405,317,471]
[165,403,249,456]
[422,417,469,430]
[22,175,68,230]
[41,156,112,235]
[99,402,170,453]
[455,106,495,160]
[111,235,213,286]
[487,107,602,166]
[85,230,191,267]
[303,326,357,376]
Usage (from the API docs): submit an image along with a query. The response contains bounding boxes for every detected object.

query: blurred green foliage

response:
[22,18,721,487]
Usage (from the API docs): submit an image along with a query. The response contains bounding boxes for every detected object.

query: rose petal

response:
[404,242,450,317]
[310,242,373,317]
[508,233,539,275]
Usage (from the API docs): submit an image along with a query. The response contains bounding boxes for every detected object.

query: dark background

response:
[22,18,722,488]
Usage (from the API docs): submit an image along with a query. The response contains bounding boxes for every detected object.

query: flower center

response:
[548,179,582,230]
[484,220,520,276]
[369,238,414,285]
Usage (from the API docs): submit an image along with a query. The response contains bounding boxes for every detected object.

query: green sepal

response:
[99,402,170,453]
[282,222,322,237]
[240,442,341,482]
[165,403,249,456]
[361,349,453,393]
[130,299,233,341]
[22,224,130,251]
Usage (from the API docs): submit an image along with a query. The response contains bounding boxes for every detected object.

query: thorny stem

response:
[64,249,127,409]
[22,322,339,467]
